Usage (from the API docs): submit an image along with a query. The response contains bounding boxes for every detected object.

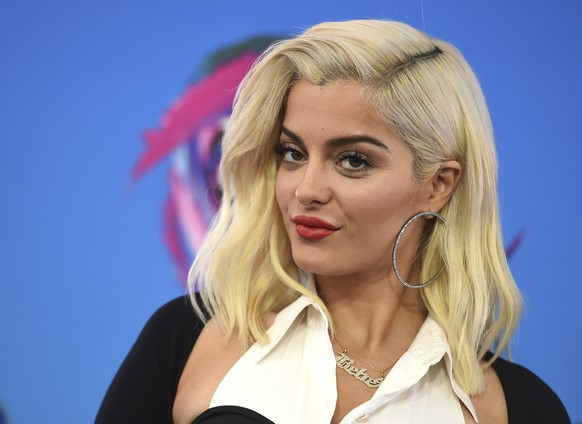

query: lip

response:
[292,215,339,240]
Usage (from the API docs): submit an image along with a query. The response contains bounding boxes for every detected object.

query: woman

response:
[97,20,569,423]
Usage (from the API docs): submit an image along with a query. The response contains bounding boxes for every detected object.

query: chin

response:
[292,254,347,277]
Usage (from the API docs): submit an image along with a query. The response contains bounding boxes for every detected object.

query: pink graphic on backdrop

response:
[133,36,279,284]
[133,52,258,179]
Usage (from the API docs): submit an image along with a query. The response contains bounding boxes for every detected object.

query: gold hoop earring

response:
[392,211,446,289]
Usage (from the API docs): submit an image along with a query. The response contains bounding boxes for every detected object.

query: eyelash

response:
[274,142,375,173]
[337,151,374,171]
[274,143,305,162]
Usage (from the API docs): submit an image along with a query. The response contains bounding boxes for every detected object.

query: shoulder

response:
[140,294,209,371]
[490,355,570,423]
[143,295,205,337]
[96,295,207,423]
[131,295,206,358]
[173,309,250,423]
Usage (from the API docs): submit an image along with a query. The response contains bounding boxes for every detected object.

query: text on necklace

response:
[335,351,384,388]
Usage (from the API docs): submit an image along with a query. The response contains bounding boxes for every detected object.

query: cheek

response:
[346,184,421,232]
[275,169,291,213]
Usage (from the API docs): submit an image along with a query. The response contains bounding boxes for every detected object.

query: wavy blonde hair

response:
[188,19,522,395]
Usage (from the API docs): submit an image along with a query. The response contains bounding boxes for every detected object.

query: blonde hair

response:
[188,19,522,395]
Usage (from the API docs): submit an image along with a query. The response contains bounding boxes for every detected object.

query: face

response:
[275,80,434,281]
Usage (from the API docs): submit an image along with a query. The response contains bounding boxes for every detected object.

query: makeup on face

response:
[275,80,431,279]
[292,215,340,240]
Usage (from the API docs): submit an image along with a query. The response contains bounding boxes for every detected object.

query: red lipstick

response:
[292,215,339,240]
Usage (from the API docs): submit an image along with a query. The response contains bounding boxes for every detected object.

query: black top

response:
[192,406,274,424]
[96,296,571,423]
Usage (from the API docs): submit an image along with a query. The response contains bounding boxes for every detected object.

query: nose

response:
[294,162,332,207]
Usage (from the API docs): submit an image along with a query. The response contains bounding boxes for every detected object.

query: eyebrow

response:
[281,126,391,151]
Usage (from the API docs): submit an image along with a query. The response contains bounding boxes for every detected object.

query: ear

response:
[427,160,462,212]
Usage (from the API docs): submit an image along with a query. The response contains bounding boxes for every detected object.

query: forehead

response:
[285,79,372,116]
[283,80,390,141]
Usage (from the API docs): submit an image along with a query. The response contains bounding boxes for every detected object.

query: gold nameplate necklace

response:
[334,338,395,389]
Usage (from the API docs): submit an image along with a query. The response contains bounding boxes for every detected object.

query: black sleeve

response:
[95,295,205,424]
[492,356,571,424]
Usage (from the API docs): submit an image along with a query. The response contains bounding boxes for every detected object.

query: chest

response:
[207,333,467,423]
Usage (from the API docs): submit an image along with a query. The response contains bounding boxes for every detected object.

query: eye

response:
[274,143,306,163]
[337,151,373,171]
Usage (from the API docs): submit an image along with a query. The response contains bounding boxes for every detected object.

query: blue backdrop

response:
[0,0,580,422]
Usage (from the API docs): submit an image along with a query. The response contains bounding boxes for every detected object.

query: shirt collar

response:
[251,273,478,422]
[251,273,324,362]
[251,274,323,360]
[402,315,479,422]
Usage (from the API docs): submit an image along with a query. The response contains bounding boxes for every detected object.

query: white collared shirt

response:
[210,293,478,423]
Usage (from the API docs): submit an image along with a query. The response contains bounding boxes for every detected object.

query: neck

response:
[316,272,427,352]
